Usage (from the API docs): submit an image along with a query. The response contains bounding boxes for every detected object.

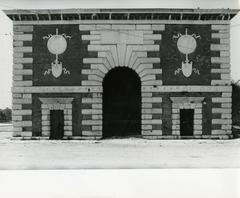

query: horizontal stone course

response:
[13,34,32,41]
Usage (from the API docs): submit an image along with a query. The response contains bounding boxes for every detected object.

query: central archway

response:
[103,67,141,138]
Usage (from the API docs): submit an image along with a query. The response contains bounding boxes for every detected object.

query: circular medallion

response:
[47,35,67,55]
[177,35,197,54]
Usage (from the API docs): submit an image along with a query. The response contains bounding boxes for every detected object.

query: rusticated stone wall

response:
[11,19,232,139]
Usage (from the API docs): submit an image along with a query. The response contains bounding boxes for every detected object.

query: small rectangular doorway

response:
[180,109,194,136]
[50,110,64,140]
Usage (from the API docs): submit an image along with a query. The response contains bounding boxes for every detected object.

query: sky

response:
[0,0,239,108]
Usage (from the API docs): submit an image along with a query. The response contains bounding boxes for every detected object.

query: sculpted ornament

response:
[43,28,71,78]
[173,28,200,78]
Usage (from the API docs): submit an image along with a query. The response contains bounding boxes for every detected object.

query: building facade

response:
[4,9,239,139]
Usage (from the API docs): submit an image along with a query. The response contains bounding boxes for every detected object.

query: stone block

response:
[13,26,33,32]
[82,131,102,136]
[142,108,162,114]
[220,64,230,68]
[12,115,22,121]
[151,24,165,31]
[142,103,152,108]
[221,125,232,130]
[172,120,180,124]
[64,131,72,136]
[172,125,180,130]
[143,34,162,40]
[64,120,72,126]
[21,131,32,137]
[212,119,232,124]
[194,120,202,125]
[13,75,23,81]
[220,38,230,44]
[194,125,202,130]
[13,81,33,87]
[222,92,232,97]
[221,74,231,80]
[142,119,162,124]
[42,130,50,136]
[82,120,102,125]
[13,121,32,127]
[13,53,23,58]
[211,80,230,85]
[194,130,202,135]
[142,97,162,103]
[211,25,229,30]
[211,57,230,64]
[112,24,135,29]
[136,25,152,30]
[12,104,22,110]
[212,97,231,103]
[42,121,50,126]
[96,24,111,30]
[211,130,231,135]
[220,51,230,57]
[13,41,23,47]
[92,104,102,109]
[143,40,155,44]
[79,24,96,30]
[141,114,152,119]
[212,108,231,114]
[142,93,152,97]
[92,115,102,120]
[82,35,100,40]
[82,81,102,86]
[13,69,33,75]
[221,114,231,119]
[142,125,152,130]
[142,80,162,85]
[13,34,32,41]
[13,64,24,69]
[141,74,156,82]
[142,130,162,136]
[210,44,229,51]
[12,109,32,115]
[212,33,229,39]
[82,109,102,114]
[14,46,32,53]
[92,125,102,130]
[64,126,72,130]
[211,69,230,73]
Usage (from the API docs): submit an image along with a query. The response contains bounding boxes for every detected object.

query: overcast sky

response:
[0,0,239,108]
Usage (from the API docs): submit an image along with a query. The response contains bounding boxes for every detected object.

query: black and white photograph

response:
[0,0,239,197]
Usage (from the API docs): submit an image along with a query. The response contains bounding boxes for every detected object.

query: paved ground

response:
[0,124,240,169]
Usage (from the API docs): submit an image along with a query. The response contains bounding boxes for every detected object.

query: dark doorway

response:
[50,110,64,139]
[103,67,141,138]
[180,109,194,136]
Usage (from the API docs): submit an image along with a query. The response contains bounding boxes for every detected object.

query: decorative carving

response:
[43,28,71,78]
[173,28,200,77]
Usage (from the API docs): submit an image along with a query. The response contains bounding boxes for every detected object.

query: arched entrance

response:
[103,67,141,138]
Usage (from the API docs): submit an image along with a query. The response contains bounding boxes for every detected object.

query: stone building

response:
[4,8,239,139]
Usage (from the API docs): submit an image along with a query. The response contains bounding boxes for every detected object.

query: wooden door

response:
[180,109,194,136]
[50,110,64,140]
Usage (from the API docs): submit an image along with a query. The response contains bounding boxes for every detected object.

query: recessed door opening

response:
[180,109,194,136]
[103,67,141,138]
[50,110,64,140]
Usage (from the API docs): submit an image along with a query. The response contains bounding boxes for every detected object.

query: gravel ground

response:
[0,124,239,169]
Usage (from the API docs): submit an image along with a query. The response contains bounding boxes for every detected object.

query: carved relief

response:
[43,28,71,78]
[173,28,200,77]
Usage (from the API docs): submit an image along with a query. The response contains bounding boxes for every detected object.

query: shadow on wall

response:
[232,81,240,137]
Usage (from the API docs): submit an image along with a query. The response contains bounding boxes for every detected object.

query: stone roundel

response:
[177,35,197,54]
[47,35,67,55]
